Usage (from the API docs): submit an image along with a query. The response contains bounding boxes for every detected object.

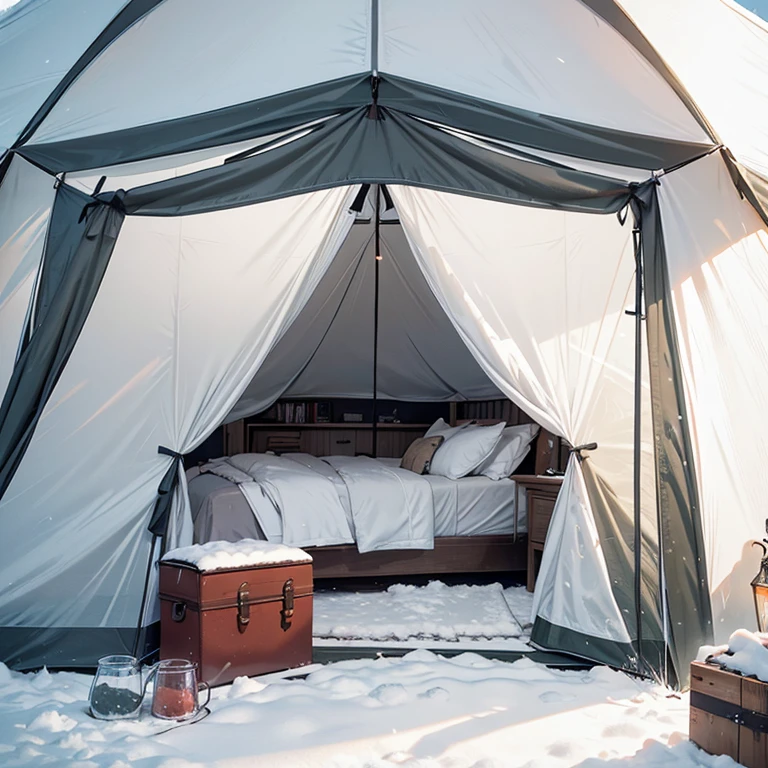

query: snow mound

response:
[0,650,705,767]
[707,627,768,682]
[162,539,311,571]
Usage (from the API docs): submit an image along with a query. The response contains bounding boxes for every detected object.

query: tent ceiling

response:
[23,0,710,150]
[5,0,718,177]
[229,190,501,422]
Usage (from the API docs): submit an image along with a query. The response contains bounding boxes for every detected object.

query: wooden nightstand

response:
[511,474,564,592]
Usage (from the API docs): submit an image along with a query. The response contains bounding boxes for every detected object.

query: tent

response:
[1,0,767,688]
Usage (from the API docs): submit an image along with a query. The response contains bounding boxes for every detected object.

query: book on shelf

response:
[262,400,333,424]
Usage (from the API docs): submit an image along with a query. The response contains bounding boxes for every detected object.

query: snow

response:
[162,539,312,571]
[313,582,533,647]
[707,627,768,682]
[0,653,725,767]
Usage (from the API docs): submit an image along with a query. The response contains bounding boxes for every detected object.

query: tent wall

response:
[390,186,662,672]
[0,186,355,669]
[657,152,768,643]
[0,156,55,398]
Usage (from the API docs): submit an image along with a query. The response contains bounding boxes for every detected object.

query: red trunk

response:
[159,559,313,687]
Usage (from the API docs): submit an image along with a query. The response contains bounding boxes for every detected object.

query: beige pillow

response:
[400,436,444,474]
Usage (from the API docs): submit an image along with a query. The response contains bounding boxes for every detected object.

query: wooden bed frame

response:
[307,426,561,579]
[310,533,527,579]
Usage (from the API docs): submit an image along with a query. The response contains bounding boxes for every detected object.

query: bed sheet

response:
[189,455,526,545]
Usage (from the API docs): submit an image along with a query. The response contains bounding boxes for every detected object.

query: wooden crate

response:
[690,660,768,767]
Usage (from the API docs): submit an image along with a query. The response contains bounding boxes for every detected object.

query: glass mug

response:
[89,655,144,720]
[149,659,210,721]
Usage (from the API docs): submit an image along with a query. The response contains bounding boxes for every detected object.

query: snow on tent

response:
[0,0,767,690]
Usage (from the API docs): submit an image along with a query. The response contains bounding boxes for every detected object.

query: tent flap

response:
[117,108,634,217]
[0,188,124,500]
[19,75,373,174]
[377,75,714,171]
[634,181,712,683]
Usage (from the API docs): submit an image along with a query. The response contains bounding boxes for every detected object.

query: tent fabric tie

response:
[133,445,184,658]
[570,442,598,462]
[147,445,184,538]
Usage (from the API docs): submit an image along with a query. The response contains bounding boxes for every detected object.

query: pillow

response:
[476,423,540,480]
[424,417,471,442]
[428,421,506,480]
[400,436,444,474]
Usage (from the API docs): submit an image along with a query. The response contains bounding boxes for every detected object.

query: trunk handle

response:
[281,579,295,631]
[171,602,187,622]
[237,581,250,632]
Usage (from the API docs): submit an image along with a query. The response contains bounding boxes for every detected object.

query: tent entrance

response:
[0,162,668,680]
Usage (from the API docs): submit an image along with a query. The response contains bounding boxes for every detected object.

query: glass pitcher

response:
[89,655,144,720]
[150,659,210,721]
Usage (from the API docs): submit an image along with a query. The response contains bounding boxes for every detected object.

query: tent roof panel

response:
[379,0,710,145]
[0,0,128,151]
[31,0,371,144]
[621,0,768,180]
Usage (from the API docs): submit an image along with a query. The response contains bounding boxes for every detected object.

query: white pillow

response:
[476,423,540,480]
[424,417,471,442]
[429,422,505,480]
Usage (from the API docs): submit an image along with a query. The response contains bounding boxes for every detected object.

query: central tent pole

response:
[372,185,381,457]
[632,218,645,674]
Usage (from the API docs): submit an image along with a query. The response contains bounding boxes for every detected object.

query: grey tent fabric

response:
[229,211,501,421]
[19,75,372,174]
[377,76,715,171]
[23,183,90,349]
[0,186,124,498]
[578,459,667,680]
[0,625,153,672]
[17,72,716,176]
[116,108,635,217]
[719,148,768,228]
[632,181,713,682]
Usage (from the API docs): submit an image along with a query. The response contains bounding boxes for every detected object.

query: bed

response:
[187,425,555,578]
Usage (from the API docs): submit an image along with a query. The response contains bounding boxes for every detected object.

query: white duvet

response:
[200,453,435,553]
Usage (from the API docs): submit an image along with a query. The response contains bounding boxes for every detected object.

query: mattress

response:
[190,457,526,546]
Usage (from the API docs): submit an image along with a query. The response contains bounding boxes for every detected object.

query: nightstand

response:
[511,474,563,592]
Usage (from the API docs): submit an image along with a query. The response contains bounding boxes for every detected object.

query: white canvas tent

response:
[1,0,767,688]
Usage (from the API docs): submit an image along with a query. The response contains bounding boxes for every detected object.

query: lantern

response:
[751,521,768,633]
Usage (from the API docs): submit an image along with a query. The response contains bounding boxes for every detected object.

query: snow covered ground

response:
[0,652,727,768]
[0,582,738,766]
[313,582,533,651]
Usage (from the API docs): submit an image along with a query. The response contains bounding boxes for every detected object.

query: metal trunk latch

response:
[237,581,250,633]
[281,579,295,631]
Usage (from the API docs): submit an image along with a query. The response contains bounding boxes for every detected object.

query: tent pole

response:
[632,220,645,674]
[372,185,381,458]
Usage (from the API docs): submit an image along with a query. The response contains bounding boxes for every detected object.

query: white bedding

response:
[199,453,525,552]
[323,456,434,552]
[211,454,354,548]
[375,458,524,536]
